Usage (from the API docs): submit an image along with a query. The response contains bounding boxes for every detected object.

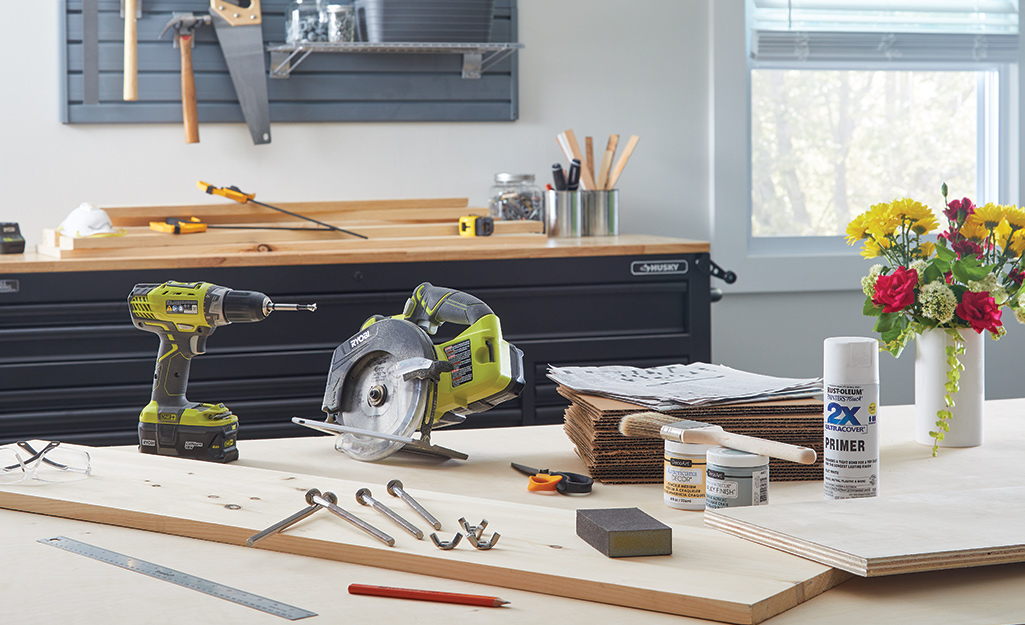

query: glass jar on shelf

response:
[488,173,543,221]
[285,0,328,43]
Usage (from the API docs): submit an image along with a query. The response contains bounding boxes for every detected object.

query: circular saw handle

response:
[403,282,494,334]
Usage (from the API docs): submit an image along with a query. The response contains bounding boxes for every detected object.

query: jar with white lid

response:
[705,447,769,510]
[664,440,712,510]
[488,174,542,221]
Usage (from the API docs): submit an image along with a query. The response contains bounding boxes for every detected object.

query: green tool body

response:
[129,281,314,462]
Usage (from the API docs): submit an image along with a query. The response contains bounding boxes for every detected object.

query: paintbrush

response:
[619,413,817,465]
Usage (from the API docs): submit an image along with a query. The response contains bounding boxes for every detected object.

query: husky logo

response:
[826,402,862,426]
[630,259,689,276]
[350,330,371,349]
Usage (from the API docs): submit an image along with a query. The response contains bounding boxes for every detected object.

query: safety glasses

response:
[0,441,92,484]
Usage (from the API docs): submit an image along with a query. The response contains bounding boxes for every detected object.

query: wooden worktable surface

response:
[0,234,710,274]
[2,401,1023,624]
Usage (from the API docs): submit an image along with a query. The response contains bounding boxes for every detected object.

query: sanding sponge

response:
[576,507,672,558]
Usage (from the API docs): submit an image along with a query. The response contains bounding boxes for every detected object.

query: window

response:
[749,0,1017,241]
[711,0,1020,293]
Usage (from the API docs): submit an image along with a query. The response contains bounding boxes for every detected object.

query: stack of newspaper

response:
[547,363,822,410]
[549,363,824,484]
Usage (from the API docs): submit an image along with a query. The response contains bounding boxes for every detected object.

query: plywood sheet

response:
[705,487,1025,577]
[0,444,846,624]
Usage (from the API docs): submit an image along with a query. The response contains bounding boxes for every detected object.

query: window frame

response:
[710,1,1019,295]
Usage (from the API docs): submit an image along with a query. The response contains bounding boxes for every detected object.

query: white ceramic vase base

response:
[914,329,984,447]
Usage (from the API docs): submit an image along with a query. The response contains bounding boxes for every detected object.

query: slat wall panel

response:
[61,0,518,124]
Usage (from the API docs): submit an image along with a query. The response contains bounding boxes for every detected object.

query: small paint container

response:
[705,447,769,510]
[664,441,712,510]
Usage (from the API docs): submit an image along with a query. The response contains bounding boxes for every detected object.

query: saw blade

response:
[335,351,429,462]
[210,11,271,144]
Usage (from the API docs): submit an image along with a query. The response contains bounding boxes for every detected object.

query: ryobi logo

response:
[825,402,862,426]
[350,330,371,349]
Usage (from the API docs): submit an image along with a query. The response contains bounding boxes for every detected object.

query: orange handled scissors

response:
[511,462,593,495]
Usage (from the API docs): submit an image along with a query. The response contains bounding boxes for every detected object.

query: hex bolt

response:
[387,479,441,530]
[430,532,463,550]
[246,488,337,547]
[356,488,423,539]
[309,492,395,547]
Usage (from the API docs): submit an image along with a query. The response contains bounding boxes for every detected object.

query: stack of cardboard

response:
[559,386,824,484]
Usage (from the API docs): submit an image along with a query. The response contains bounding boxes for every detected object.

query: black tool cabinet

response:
[0,251,711,446]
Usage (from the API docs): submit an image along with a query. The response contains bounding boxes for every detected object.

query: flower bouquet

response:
[845,184,1025,454]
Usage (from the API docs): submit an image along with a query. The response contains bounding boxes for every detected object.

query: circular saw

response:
[293,283,525,462]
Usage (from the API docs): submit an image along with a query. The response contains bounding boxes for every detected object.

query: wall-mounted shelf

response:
[267,41,525,79]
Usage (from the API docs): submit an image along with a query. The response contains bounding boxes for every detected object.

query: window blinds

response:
[749,0,1020,64]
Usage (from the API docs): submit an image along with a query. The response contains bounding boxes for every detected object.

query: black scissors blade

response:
[510,462,593,494]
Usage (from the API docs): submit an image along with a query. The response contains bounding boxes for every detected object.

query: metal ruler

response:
[39,536,316,620]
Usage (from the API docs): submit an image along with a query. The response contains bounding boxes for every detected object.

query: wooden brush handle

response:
[687,430,817,465]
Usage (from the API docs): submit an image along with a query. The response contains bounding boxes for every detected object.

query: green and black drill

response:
[129,281,315,462]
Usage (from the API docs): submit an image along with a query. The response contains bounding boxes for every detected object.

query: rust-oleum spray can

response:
[822,337,879,500]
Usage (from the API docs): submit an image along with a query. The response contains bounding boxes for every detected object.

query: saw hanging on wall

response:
[293,283,525,461]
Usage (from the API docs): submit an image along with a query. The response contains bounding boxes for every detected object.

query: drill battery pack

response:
[138,402,239,463]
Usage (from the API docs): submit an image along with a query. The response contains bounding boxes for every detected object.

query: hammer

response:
[160,13,211,144]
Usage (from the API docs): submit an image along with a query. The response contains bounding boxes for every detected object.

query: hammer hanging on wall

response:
[160,13,211,144]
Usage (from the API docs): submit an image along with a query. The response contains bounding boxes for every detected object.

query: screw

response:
[387,479,442,530]
[246,488,336,546]
[309,492,395,547]
[356,488,423,539]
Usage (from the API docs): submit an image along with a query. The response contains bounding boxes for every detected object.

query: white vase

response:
[914,328,984,447]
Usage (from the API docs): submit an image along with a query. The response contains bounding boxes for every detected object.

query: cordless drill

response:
[129,281,315,462]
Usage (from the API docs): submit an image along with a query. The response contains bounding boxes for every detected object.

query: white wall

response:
[5,0,1020,406]
[6,0,709,248]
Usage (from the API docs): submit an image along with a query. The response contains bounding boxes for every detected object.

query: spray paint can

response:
[822,337,879,500]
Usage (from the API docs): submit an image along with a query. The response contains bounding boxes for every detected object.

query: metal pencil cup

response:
[545,190,583,237]
[544,190,620,237]
[582,190,619,236]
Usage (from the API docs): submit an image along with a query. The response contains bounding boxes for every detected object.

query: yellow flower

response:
[864,202,899,240]
[995,220,1025,257]
[975,202,1006,229]
[860,237,885,259]
[890,198,939,235]
[845,213,870,245]
[960,214,990,241]
[913,241,936,259]
[1004,205,1025,229]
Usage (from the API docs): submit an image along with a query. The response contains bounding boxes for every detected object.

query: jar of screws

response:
[285,0,328,43]
[488,174,543,222]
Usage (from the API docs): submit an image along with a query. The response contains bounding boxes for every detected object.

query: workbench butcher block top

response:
[0,234,709,274]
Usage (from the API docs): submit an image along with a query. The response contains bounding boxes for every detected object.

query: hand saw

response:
[209,0,271,144]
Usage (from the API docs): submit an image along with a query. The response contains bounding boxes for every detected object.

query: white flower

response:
[910,259,928,284]
[920,281,957,324]
[862,264,884,298]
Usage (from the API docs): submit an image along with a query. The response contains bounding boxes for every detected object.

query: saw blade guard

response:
[322,318,435,462]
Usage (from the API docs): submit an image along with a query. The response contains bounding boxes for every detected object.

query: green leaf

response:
[863,298,884,317]
[922,263,944,284]
[935,245,956,262]
[874,312,899,333]
[952,259,996,283]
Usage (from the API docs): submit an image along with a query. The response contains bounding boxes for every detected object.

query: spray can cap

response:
[823,337,879,385]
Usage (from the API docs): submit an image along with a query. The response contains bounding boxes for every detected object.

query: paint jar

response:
[822,337,879,500]
[664,441,712,510]
[705,447,769,510]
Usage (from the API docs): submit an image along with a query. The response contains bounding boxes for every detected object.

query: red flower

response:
[872,266,918,313]
[944,197,975,222]
[952,238,983,259]
[956,291,1003,334]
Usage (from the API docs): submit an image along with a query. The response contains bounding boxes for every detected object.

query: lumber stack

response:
[559,387,824,484]
[36,197,545,259]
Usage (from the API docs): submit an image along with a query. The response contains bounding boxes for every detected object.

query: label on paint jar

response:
[823,383,879,499]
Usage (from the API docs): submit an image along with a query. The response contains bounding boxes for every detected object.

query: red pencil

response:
[348,583,510,607]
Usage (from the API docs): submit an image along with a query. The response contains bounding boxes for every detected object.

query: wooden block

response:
[705,486,1025,577]
[0,443,846,624]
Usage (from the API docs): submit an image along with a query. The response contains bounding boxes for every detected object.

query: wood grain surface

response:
[0,443,842,624]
